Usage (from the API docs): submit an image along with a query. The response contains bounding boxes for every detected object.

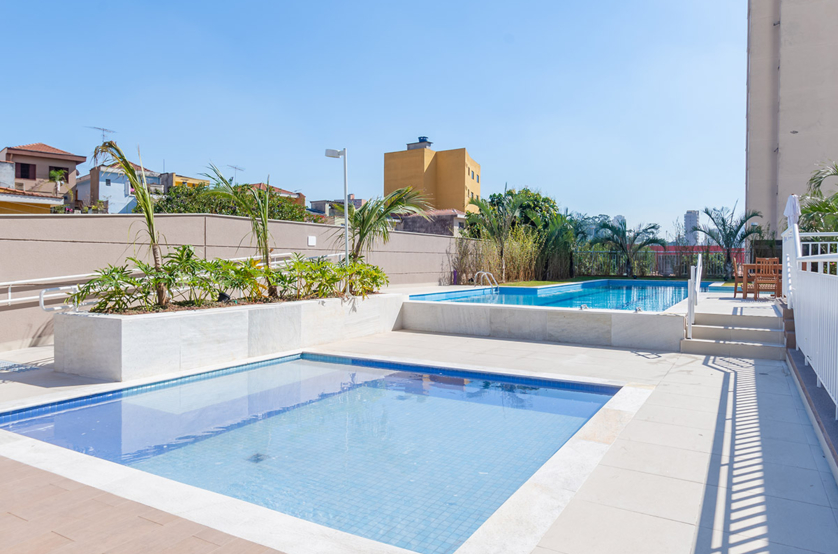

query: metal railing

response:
[686,254,703,339]
[574,250,736,279]
[0,251,345,313]
[783,226,838,419]
[474,271,499,287]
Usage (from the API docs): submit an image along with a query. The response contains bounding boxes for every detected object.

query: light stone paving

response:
[2,328,838,554]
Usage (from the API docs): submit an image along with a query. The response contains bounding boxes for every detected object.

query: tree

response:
[800,161,838,232]
[488,187,558,228]
[467,191,526,281]
[204,164,279,296]
[592,220,666,278]
[332,187,430,261]
[694,205,762,280]
[94,141,168,306]
[48,168,67,196]
[148,182,307,222]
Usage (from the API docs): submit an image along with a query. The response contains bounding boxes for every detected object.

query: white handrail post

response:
[687,265,696,339]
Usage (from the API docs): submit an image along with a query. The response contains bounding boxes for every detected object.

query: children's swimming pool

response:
[411,280,709,312]
[0,353,617,554]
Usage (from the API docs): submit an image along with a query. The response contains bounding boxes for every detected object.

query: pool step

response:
[680,338,786,360]
[691,324,784,344]
[693,312,784,330]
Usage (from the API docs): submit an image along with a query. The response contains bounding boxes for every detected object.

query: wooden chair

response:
[732,258,745,298]
[753,258,781,300]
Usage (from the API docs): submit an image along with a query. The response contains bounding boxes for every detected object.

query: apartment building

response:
[384,137,481,213]
[746,0,838,228]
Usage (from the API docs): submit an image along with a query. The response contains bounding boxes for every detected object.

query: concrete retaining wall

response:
[401,301,686,352]
[54,293,405,381]
[0,214,458,352]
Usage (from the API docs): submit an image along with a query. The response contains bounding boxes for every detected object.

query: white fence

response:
[783,226,838,419]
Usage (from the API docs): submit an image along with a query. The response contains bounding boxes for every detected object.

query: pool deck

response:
[1,288,836,554]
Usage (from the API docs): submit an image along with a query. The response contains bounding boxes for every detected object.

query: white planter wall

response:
[401,301,685,352]
[54,294,405,381]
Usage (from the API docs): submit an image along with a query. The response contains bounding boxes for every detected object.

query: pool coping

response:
[0,349,653,554]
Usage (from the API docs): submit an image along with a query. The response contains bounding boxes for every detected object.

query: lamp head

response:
[325,149,343,158]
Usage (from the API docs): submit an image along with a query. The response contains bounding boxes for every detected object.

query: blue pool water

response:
[0,353,615,554]
[412,279,710,312]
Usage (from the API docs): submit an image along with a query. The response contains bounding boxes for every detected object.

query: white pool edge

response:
[0,350,652,554]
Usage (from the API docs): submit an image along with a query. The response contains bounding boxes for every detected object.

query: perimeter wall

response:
[0,214,459,352]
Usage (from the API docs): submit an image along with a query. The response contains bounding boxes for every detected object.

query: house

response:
[160,173,209,191]
[0,181,64,214]
[0,143,86,202]
[75,161,163,214]
[309,194,366,216]
[249,183,306,206]
[384,137,481,213]
[395,209,467,237]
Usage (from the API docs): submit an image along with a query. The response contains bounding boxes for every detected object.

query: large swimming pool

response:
[0,353,616,554]
[411,279,709,312]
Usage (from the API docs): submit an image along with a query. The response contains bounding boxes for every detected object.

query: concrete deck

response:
[2,323,837,553]
[668,290,784,318]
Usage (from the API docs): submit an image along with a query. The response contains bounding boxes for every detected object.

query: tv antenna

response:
[86,126,116,143]
[227,164,245,183]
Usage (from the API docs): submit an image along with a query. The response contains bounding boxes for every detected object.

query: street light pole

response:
[325,148,350,264]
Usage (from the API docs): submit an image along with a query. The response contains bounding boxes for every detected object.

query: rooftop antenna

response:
[86,126,116,143]
[227,164,245,183]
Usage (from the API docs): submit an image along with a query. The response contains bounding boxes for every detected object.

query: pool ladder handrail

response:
[474,271,499,288]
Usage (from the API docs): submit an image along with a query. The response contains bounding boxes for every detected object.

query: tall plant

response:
[93,141,168,306]
[204,164,278,296]
[801,162,838,232]
[332,187,430,261]
[592,220,666,278]
[49,168,67,196]
[694,204,761,280]
[467,191,525,281]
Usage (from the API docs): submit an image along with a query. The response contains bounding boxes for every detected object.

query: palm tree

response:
[800,161,838,232]
[332,187,430,261]
[467,192,526,281]
[48,169,67,196]
[93,141,168,306]
[694,205,762,280]
[593,220,666,278]
[203,164,278,296]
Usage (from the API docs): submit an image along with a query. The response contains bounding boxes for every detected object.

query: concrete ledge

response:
[54,294,405,381]
[402,301,685,352]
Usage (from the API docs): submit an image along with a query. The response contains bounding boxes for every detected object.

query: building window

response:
[49,166,69,182]
[476,175,479,183]
[105,179,111,186]
[15,163,36,179]
[471,171,475,179]
[15,182,24,191]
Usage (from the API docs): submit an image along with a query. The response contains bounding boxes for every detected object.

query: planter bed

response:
[54,294,405,381]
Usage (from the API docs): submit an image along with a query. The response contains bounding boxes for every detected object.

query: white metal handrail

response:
[474,271,499,287]
[784,220,838,420]
[4,251,344,312]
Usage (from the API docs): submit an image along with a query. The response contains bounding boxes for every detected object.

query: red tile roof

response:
[10,143,75,155]
[0,186,63,200]
[249,183,301,196]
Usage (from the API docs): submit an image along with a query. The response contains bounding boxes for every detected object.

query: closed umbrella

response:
[784,194,801,227]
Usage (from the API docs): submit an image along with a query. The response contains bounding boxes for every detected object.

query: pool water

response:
[0,354,615,554]
[412,280,709,312]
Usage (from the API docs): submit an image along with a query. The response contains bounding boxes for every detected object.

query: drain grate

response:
[248,453,269,463]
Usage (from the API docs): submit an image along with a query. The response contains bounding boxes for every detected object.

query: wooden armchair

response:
[753,258,781,300]
[732,258,745,298]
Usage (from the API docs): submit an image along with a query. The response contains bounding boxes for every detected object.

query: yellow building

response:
[384,137,481,213]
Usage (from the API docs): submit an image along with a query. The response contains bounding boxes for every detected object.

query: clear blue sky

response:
[1,0,746,237]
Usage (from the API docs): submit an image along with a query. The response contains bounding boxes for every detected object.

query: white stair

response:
[681,313,786,360]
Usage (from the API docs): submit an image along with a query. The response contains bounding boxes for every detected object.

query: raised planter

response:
[54,294,405,381]
[401,301,686,352]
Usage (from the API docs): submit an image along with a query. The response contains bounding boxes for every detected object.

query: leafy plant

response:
[694,205,762,280]
[148,182,307,222]
[94,141,169,306]
[343,262,389,297]
[204,165,279,296]
[333,187,430,261]
[592,220,666,278]
[68,265,143,313]
[467,190,526,281]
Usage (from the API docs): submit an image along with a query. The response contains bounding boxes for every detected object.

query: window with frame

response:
[471,171,475,179]
[105,179,111,186]
[15,163,36,180]
[476,174,479,183]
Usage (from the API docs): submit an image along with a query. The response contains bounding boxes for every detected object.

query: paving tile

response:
[192,527,237,547]
[538,500,695,554]
[633,403,723,431]
[693,525,830,554]
[574,465,705,524]
[697,488,838,553]
[619,419,722,453]
[155,535,222,554]
[599,439,714,483]
[2,530,74,554]
[207,537,276,554]
[574,408,632,444]
[708,457,835,507]
[644,390,724,414]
